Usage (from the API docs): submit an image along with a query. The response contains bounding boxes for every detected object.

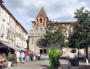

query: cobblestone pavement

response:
[5,56,49,69]
[4,56,90,69]
[5,60,49,69]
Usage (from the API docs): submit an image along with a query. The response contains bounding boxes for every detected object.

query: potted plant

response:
[69,48,79,66]
[7,55,13,67]
[32,56,36,61]
[48,48,60,69]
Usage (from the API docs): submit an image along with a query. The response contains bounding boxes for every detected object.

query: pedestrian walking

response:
[30,53,33,61]
[29,51,32,61]
[25,51,30,61]
[15,51,20,63]
[20,51,25,64]
[14,54,17,65]
[0,55,3,69]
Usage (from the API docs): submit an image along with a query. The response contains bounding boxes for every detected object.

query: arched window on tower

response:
[40,18,42,23]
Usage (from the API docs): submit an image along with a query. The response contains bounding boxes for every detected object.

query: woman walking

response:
[20,51,25,64]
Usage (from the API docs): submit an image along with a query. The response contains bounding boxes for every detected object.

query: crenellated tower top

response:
[32,7,49,28]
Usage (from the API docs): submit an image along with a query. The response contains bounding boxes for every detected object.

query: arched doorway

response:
[40,49,48,55]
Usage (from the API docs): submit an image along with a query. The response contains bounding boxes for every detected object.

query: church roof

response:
[37,7,47,17]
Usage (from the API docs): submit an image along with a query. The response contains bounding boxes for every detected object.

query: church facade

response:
[29,8,49,54]
[29,8,85,56]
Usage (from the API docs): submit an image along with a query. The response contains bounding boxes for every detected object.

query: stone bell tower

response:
[29,7,49,54]
[32,7,49,28]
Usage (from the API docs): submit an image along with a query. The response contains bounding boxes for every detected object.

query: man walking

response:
[20,51,25,64]
[15,51,20,63]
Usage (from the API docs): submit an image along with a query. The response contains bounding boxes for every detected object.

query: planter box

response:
[69,58,79,66]
[8,61,12,67]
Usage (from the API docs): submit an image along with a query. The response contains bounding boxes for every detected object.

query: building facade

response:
[0,3,28,54]
[29,8,79,55]
[29,8,48,54]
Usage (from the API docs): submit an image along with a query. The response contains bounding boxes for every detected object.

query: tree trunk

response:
[78,48,79,59]
[86,47,89,65]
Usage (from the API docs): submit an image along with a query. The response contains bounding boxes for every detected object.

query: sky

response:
[3,0,90,33]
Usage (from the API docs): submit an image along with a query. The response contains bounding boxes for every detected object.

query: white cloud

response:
[80,1,87,7]
[4,0,89,33]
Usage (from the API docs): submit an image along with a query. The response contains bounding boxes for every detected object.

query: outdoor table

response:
[0,59,4,68]
[0,59,8,68]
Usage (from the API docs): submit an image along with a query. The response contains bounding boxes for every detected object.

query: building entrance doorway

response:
[40,49,47,55]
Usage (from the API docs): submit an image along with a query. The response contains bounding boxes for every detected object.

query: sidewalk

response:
[60,59,90,69]
[60,64,90,69]
[4,57,90,69]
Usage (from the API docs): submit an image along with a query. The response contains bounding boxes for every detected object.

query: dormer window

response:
[40,18,42,23]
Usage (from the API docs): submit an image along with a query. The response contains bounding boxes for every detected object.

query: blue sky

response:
[3,0,90,33]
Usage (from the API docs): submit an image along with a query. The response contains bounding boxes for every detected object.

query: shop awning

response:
[0,41,21,51]
[20,47,27,51]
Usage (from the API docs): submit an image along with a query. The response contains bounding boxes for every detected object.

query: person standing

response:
[14,54,17,65]
[20,51,25,64]
[0,55,3,69]
[25,51,30,61]
[30,52,33,61]
[15,51,20,63]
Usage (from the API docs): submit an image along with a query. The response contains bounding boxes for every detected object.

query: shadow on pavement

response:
[61,64,90,69]
[40,64,90,69]
[79,65,90,69]
[41,64,68,69]
[40,65,49,69]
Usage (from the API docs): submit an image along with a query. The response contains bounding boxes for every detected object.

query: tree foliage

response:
[68,7,90,59]
[69,7,90,49]
[37,23,67,48]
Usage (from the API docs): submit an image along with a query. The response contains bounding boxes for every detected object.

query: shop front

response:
[0,41,21,55]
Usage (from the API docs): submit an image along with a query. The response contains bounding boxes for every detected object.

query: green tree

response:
[37,22,67,68]
[38,23,67,48]
[68,7,90,64]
